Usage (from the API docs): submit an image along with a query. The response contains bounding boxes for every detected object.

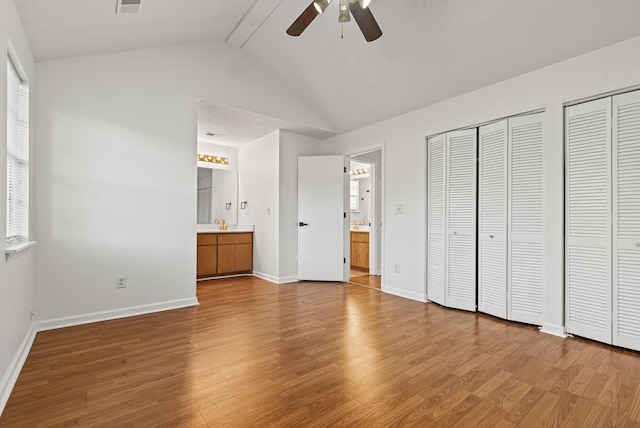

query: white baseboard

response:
[34,298,199,332]
[539,323,567,338]
[252,271,298,285]
[0,323,37,417]
[382,286,428,303]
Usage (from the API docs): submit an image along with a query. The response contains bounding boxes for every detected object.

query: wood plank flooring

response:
[2,276,640,427]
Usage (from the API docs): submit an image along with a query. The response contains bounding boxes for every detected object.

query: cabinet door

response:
[197,245,217,277]
[613,90,640,351]
[565,98,612,344]
[508,113,544,325]
[427,134,446,306]
[446,129,477,312]
[217,244,237,274]
[236,243,253,272]
[479,120,508,319]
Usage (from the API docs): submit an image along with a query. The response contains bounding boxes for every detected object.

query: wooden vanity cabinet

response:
[197,234,217,277]
[350,231,369,270]
[217,233,253,274]
[197,232,253,278]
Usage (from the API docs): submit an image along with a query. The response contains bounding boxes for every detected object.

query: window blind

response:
[6,58,29,247]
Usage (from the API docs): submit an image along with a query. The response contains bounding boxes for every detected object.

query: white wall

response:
[0,0,36,412]
[278,131,325,282]
[34,42,330,322]
[323,35,640,334]
[238,131,280,281]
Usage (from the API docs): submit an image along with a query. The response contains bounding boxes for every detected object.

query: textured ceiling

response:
[197,100,296,146]
[14,0,640,137]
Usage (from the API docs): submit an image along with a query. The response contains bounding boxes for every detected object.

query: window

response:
[6,57,29,248]
[350,179,359,212]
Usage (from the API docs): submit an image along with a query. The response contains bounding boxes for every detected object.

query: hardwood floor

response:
[349,274,381,290]
[3,276,640,427]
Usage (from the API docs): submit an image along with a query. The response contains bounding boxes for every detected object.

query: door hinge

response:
[344,258,346,264]
[344,167,347,173]
[344,212,346,218]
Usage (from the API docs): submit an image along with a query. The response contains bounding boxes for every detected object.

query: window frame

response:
[5,54,32,255]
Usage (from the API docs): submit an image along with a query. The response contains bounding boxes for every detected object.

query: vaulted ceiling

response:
[14,0,640,135]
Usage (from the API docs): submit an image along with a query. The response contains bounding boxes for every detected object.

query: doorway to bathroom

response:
[349,150,382,289]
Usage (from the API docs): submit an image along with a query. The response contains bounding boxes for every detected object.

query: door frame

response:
[346,144,386,284]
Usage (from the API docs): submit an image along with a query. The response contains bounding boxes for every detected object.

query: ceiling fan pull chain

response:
[341,22,344,39]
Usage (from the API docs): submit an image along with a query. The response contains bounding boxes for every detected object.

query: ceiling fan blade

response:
[349,2,382,42]
[286,2,320,36]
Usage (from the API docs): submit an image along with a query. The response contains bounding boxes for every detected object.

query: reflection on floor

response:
[349,269,381,290]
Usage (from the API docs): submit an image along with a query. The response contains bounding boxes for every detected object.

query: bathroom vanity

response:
[350,231,369,271]
[197,229,253,278]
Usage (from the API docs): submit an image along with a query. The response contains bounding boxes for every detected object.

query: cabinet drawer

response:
[197,233,218,245]
[351,232,370,243]
[218,233,253,245]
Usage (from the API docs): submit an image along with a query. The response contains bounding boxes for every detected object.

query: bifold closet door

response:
[478,121,507,319]
[427,129,477,311]
[446,129,477,311]
[613,91,640,350]
[427,134,446,306]
[508,113,544,325]
[565,98,612,344]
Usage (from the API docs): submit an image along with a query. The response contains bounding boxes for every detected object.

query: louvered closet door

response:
[565,98,612,344]
[478,120,507,318]
[446,129,477,311]
[427,134,446,306]
[613,90,640,351]
[508,113,544,325]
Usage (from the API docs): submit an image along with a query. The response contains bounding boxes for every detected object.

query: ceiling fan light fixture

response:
[339,0,351,22]
[358,0,371,8]
[313,0,332,14]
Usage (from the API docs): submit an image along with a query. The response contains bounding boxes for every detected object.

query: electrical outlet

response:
[266,207,271,215]
[394,264,400,273]
[30,308,35,319]
[394,204,403,214]
[116,276,127,289]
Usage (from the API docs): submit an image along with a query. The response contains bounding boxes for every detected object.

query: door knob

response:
[299,222,309,227]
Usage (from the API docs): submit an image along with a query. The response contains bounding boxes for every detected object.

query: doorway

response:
[349,150,382,289]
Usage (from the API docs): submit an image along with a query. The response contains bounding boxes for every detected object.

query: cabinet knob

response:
[452,231,457,235]
[489,234,494,239]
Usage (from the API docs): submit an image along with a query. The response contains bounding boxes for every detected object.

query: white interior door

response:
[613,90,640,351]
[446,129,478,311]
[427,134,446,306]
[565,98,612,344]
[298,155,349,281]
[508,113,544,325]
[479,120,508,319]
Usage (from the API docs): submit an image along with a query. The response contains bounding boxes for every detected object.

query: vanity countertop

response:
[197,224,254,234]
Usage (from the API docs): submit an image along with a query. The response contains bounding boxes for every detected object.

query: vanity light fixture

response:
[197,154,229,165]
[350,168,369,175]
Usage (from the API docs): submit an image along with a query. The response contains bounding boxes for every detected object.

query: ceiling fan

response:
[286,0,382,42]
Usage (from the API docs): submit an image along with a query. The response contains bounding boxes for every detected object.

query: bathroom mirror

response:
[197,167,238,225]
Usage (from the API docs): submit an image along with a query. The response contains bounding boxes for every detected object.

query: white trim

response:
[382,286,428,303]
[0,323,37,416]
[5,241,36,261]
[252,271,298,284]
[34,298,199,332]
[539,323,567,338]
